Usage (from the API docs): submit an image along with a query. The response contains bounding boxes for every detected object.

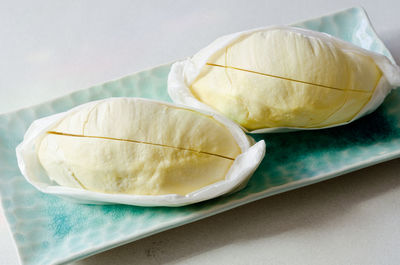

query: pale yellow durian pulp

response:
[190,29,382,130]
[37,98,241,195]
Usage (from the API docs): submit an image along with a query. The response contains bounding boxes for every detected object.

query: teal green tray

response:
[1,7,399,265]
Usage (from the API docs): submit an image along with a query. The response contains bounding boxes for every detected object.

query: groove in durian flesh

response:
[37,99,241,195]
[190,29,382,129]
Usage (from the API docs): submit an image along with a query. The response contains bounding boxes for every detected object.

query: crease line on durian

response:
[206,63,372,94]
[81,102,101,135]
[224,47,251,121]
[46,131,235,161]
[309,73,382,128]
[309,86,351,128]
[70,171,88,190]
[225,47,234,88]
[273,78,379,129]
[342,75,381,123]
[307,60,354,128]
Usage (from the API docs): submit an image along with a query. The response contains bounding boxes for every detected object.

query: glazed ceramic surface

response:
[1,7,399,265]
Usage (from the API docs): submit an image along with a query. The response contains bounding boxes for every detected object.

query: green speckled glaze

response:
[1,7,399,265]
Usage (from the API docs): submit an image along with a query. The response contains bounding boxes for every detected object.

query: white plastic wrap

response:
[168,26,400,133]
[16,97,266,207]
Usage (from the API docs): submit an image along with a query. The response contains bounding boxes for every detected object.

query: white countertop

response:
[1,1,400,264]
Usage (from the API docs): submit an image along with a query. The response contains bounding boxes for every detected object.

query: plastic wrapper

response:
[168,26,400,133]
[16,98,266,207]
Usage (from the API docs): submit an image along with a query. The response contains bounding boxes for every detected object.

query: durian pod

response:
[168,26,400,133]
[16,98,265,207]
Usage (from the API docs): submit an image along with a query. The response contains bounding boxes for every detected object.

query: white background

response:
[1,0,400,264]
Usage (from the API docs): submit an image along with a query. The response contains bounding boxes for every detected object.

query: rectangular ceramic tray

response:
[1,7,400,265]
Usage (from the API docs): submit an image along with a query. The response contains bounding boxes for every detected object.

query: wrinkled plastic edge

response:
[15,97,266,207]
[167,25,400,134]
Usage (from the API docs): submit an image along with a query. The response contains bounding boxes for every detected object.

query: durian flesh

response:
[190,29,383,130]
[36,98,241,196]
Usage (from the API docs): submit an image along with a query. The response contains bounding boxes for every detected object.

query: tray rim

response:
[59,148,400,265]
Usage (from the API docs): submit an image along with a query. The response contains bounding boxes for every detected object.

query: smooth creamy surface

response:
[37,98,241,195]
[190,29,382,129]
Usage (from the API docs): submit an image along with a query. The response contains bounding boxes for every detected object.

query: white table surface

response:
[1,0,400,264]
